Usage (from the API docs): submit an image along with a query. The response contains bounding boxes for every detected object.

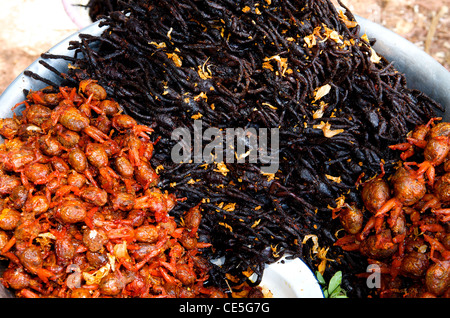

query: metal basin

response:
[356,15,450,118]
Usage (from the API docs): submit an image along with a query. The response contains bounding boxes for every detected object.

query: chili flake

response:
[149,41,167,49]
[313,121,344,138]
[166,52,182,67]
[263,55,289,76]
[219,222,233,232]
[338,10,358,28]
[223,202,236,212]
[191,112,203,120]
[325,174,342,183]
[214,162,229,176]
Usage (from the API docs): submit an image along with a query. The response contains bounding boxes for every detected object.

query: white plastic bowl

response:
[259,257,323,297]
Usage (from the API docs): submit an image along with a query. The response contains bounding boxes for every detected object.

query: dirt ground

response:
[0,0,79,95]
[338,0,450,69]
[0,0,449,94]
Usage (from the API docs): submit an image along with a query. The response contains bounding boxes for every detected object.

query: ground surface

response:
[0,0,449,94]
[338,0,450,69]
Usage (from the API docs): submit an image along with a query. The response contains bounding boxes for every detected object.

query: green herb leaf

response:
[315,271,326,285]
[315,270,347,298]
[329,286,341,298]
[328,271,342,294]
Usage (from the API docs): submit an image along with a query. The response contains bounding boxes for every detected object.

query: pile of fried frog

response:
[334,118,450,297]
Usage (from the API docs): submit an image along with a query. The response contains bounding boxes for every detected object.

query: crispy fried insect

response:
[0,81,222,298]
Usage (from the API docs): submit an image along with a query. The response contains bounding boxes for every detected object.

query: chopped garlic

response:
[370,47,381,63]
[82,264,111,285]
[325,174,342,183]
[313,84,331,102]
